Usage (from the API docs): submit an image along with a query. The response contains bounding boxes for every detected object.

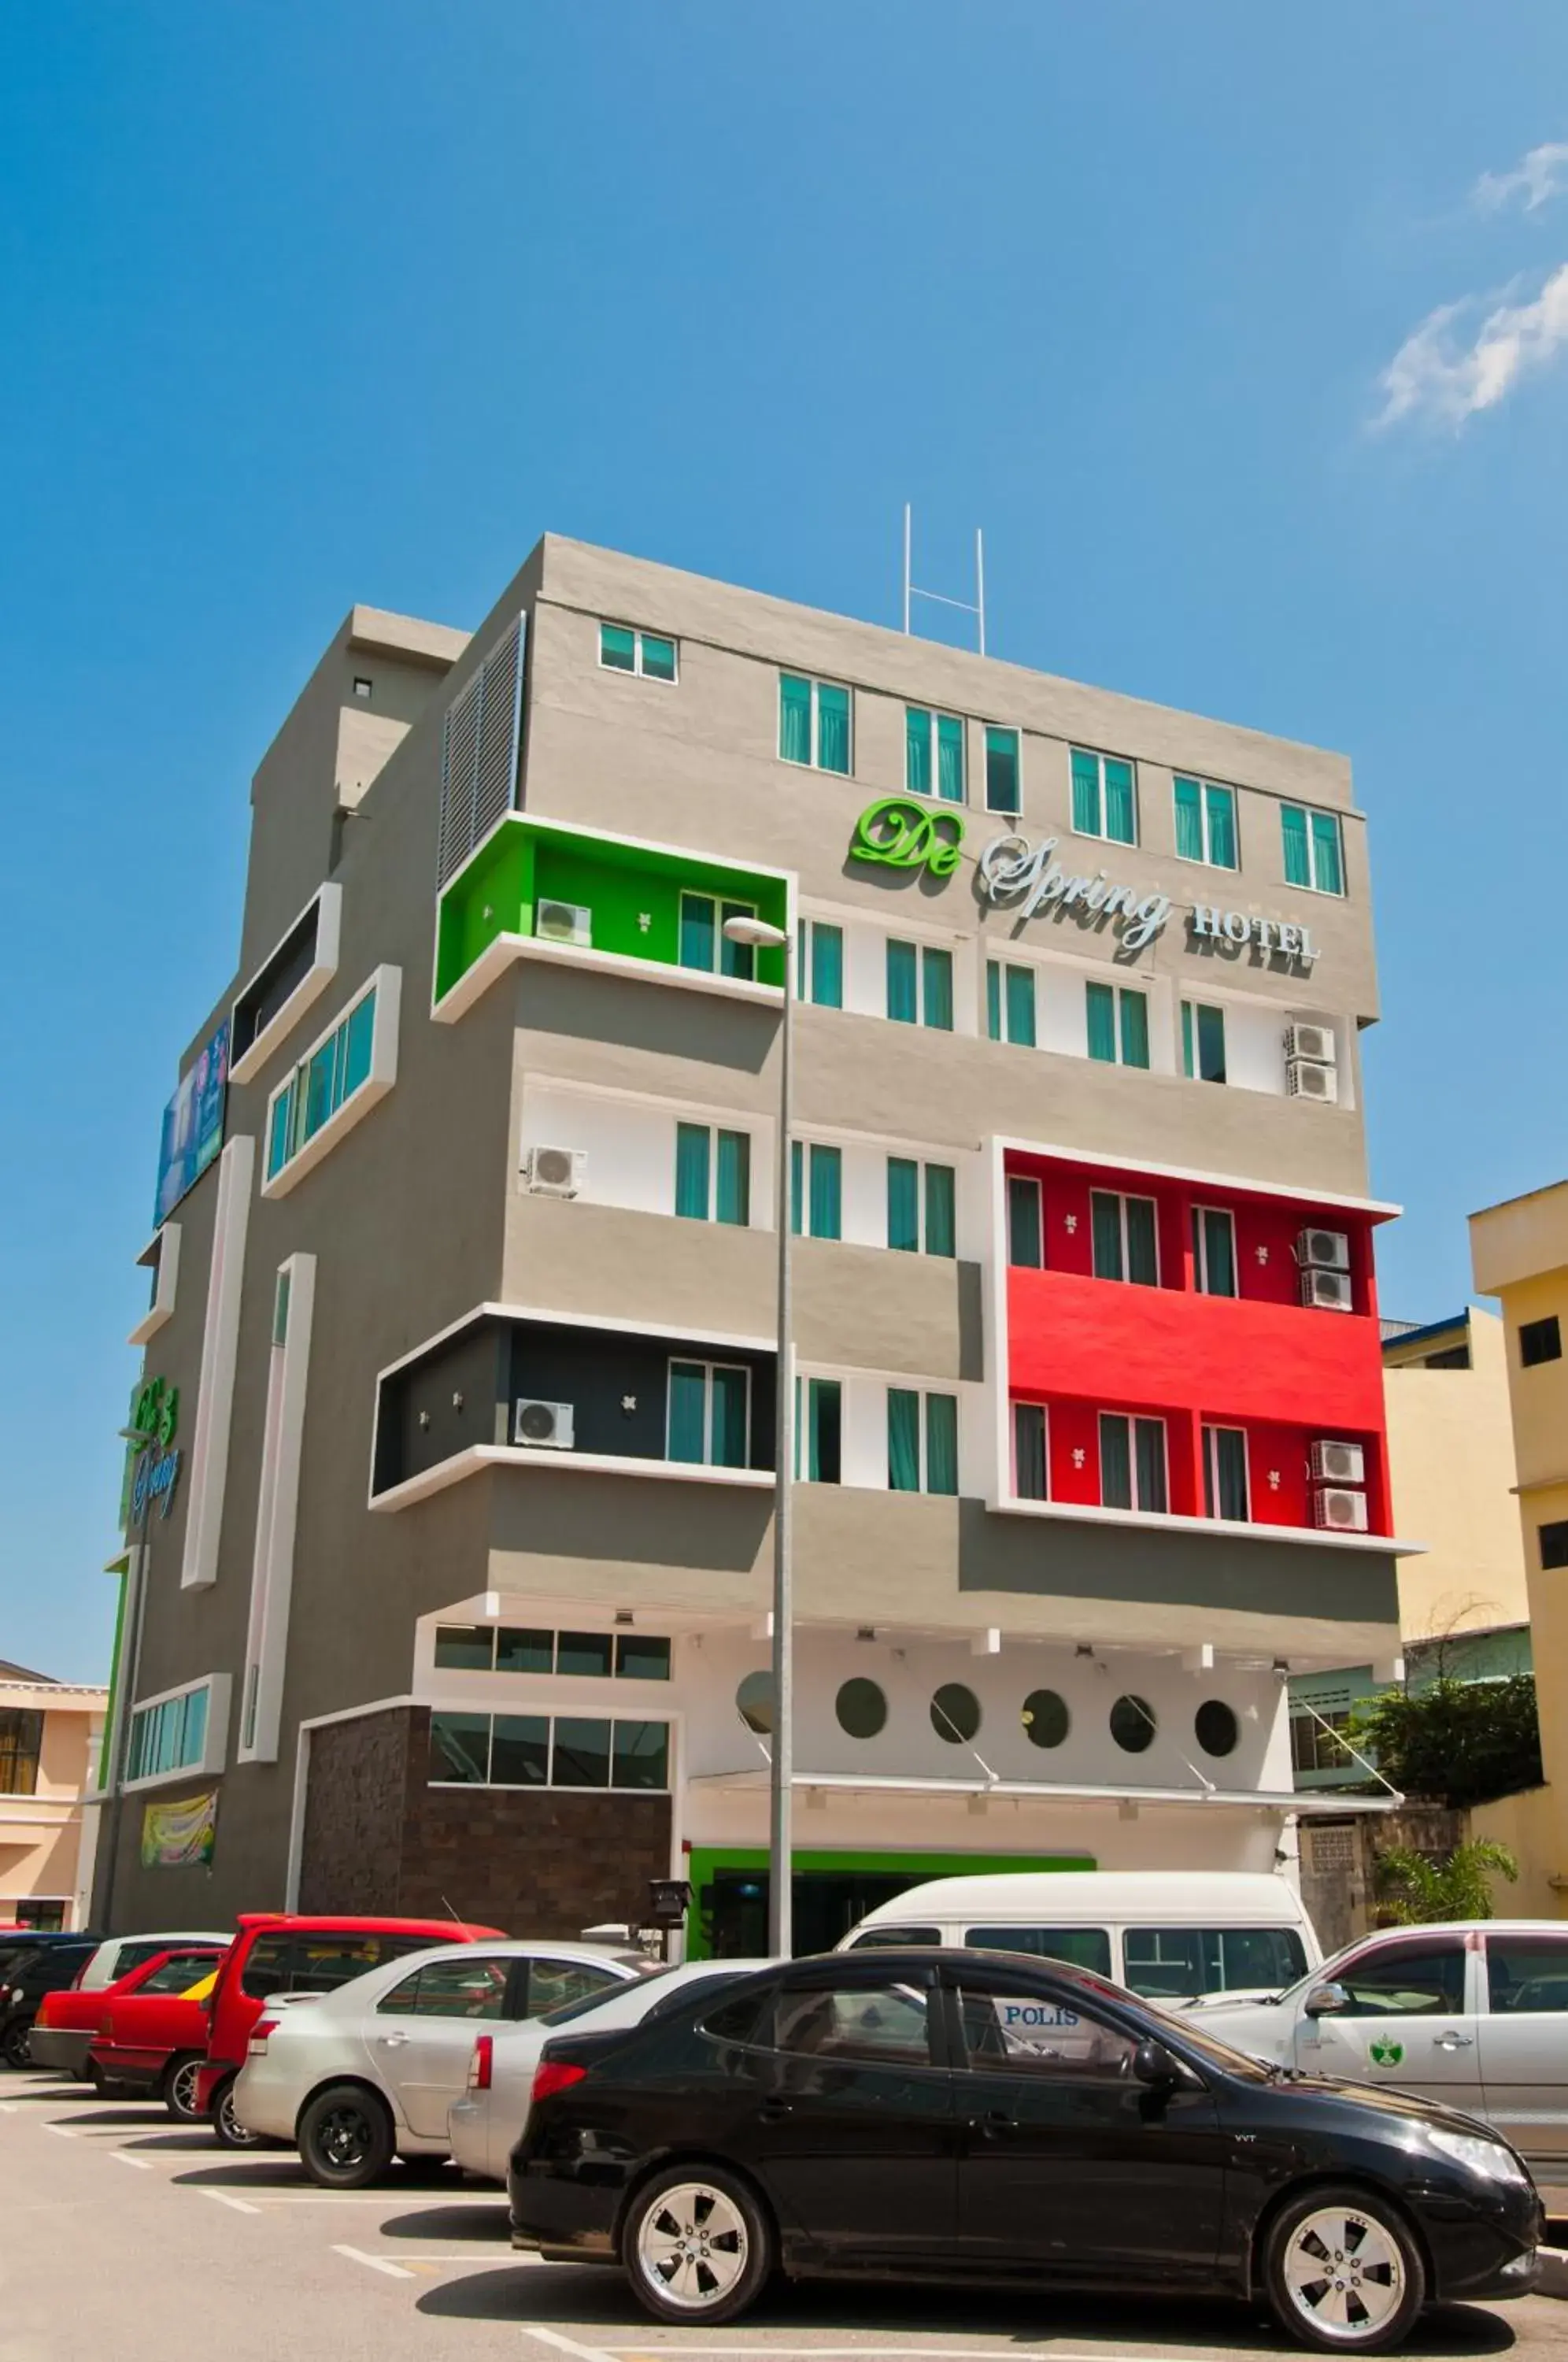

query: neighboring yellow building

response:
[0,1663,108,1931]
[1382,1305,1531,1646]
[1470,1181,1568,1913]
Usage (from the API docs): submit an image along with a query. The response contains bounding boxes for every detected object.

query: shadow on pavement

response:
[379,2199,511,2242]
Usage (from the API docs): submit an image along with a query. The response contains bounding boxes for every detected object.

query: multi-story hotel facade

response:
[100,536,1409,1952]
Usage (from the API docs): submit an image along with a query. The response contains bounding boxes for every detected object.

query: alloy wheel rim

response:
[320,2105,372,2170]
[637,2182,749,2311]
[171,2060,201,2116]
[220,2087,259,2146]
[1281,2206,1405,2342]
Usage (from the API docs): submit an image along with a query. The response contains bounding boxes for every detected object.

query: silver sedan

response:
[448,1957,775,2182]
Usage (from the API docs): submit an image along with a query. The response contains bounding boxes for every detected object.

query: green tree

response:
[1375,1838,1518,1925]
[1345,1673,1542,1810]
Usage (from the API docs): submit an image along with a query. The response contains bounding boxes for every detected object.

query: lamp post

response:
[93,1418,157,1932]
[723,913,794,1957]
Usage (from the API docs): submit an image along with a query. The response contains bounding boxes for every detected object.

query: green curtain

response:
[986,961,1001,1042]
[817,683,851,774]
[343,991,375,1098]
[937,713,965,802]
[679,893,716,972]
[1281,803,1311,887]
[1090,1191,1124,1281]
[1119,989,1149,1069]
[304,1038,335,1139]
[1005,964,1036,1047]
[711,1367,749,1467]
[808,1379,842,1483]
[1181,1001,1195,1078]
[985,727,1019,815]
[268,1087,294,1179]
[886,939,918,1024]
[1007,1175,1042,1268]
[1311,810,1343,894]
[887,1388,921,1490]
[1014,1402,1048,1500]
[1201,1207,1237,1296]
[1126,1197,1159,1287]
[1134,1418,1168,1512]
[790,1138,804,1235]
[1071,749,1100,835]
[719,901,755,980]
[924,1164,956,1258]
[1206,783,1237,868]
[640,635,676,683]
[675,1123,711,1220]
[1196,1003,1226,1083]
[810,1144,841,1239]
[1085,981,1117,1063]
[716,1131,750,1226]
[922,946,953,1031]
[809,923,843,1009]
[905,706,932,794]
[887,1157,920,1252]
[1174,776,1204,861]
[1104,758,1136,845]
[925,1394,959,1495]
[779,673,812,764]
[1209,1426,1249,1520]
[668,1363,708,1462]
[1099,1414,1132,1509]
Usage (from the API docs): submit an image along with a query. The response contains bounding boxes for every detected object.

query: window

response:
[986,961,1037,1046]
[794,1375,843,1483]
[136,1953,221,1997]
[126,1681,214,1784]
[265,977,381,1183]
[1090,1190,1159,1287]
[887,1158,956,1257]
[963,1927,1111,1975]
[0,1710,43,1797]
[1174,777,1238,869]
[1109,1693,1157,1753]
[1485,1936,1568,2016]
[555,1631,613,1676]
[675,1124,751,1225]
[772,1979,933,2066]
[1007,1175,1043,1268]
[886,939,953,1029]
[428,1711,669,1792]
[668,1360,750,1468]
[433,1625,668,1679]
[379,1956,512,2020]
[434,1624,495,1671]
[797,919,844,1009]
[1182,1000,1227,1083]
[1013,1402,1048,1501]
[1021,1689,1069,1748]
[1291,1710,1352,1775]
[1281,802,1344,896]
[616,1634,671,1681]
[1203,1425,1250,1521]
[1195,1701,1239,1758]
[790,1141,843,1238]
[1123,1927,1306,2000]
[293,1933,436,1994]
[930,1682,981,1742]
[887,1387,959,1494]
[1540,1520,1568,1571]
[679,894,758,979]
[1192,1206,1237,1297]
[527,1957,624,2014]
[906,708,965,802]
[1071,747,1137,845]
[779,673,851,773]
[835,1678,888,1738]
[983,726,1020,815]
[954,1976,1138,2077]
[1099,1413,1168,1512]
[1085,980,1149,1068]
[1521,1316,1562,1368]
[1335,1940,1466,2016]
[239,1932,294,1999]
[599,622,677,683]
[353,676,372,699]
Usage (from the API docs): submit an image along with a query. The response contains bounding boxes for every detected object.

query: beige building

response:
[0,1664,107,1931]
[1382,1307,1530,1646]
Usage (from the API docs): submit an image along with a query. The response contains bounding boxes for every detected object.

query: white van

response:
[837,1871,1321,2001]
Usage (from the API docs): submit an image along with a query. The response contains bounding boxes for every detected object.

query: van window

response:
[240,1934,295,1998]
[963,1927,1114,1978]
[1122,1927,1307,2000]
[847,1925,942,1949]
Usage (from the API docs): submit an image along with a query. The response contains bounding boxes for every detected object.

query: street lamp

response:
[93,1418,158,1931]
[723,912,794,1957]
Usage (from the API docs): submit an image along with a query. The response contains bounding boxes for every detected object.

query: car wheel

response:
[83,2060,105,2092]
[212,2075,264,2149]
[163,2053,205,2123]
[623,2164,773,2325]
[1264,2183,1426,2353]
[298,2083,396,2190]
[1,2018,34,2071]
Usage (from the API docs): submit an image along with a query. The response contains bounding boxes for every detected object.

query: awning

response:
[688,1768,1399,1816]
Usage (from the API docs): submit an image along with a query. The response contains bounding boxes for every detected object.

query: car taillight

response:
[531,2060,588,2105]
[246,2018,278,2056]
[468,2035,494,2092]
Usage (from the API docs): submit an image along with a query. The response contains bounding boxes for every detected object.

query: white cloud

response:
[1474,141,1568,214]
[1375,262,1568,428]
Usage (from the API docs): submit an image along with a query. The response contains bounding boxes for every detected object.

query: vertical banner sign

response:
[139,1790,218,1869]
[153,1019,230,1226]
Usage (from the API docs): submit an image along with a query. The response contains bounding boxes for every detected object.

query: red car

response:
[91,1954,227,2120]
[196,1913,505,2146]
[31,1945,227,2082]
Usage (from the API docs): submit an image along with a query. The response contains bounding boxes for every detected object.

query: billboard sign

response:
[153,1020,229,1226]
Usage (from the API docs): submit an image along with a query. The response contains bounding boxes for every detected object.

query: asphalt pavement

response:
[1,2068,1566,2362]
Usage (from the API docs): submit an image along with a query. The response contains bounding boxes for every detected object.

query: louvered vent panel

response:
[438,672,482,885]
[435,613,526,886]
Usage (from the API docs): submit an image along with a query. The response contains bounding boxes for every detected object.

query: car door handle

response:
[759,2096,793,2122]
[968,2110,1014,2137]
[1434,2033,1474,2050]
[378,2033,409,2048]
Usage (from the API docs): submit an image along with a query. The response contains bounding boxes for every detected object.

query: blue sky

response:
[2,3,1566,1679]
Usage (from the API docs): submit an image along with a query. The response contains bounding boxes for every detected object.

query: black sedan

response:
[508,1948,1542,2352]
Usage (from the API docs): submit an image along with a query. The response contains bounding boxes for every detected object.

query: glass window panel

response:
[1103,758,1137,845]
[1135,1418,1168,1512]
[1174,776,1204,861]
[1336,1942,1466,2016]
[601,624,636,671]
[716,1130,750,1226]
[984,726,1019,814]
[679,893,716,972]
[888,1388,921,1491]
[1486,1937,1568,2016]
[552,1718,612,1788]
[774,1981,931,2064]
[181,1686,209,1766]
[1085,981,1117,1064]
[1181,1001,1195,1079]
[302,1039,336,1141]
[1119,990,1149,1069]
[1200,1209,1237,1298]
[809,1144,841,1239]
[556,1631,613,1677]
[937,713,965,802]
[495,1627,553,1674]
[926,1393,959,1495]
[921,946,953,1031]
[490,1715,550,1786]
[342,990,375,1099]
[986,961,1001,1042]
[1071,749,1100,835]
[1014,1402,1048,1500]
[711,1365,750,1467]
[1205,784,1237,869]
[790,1138,803,1236]
[640,634,676,682]
[667,1362,707,1463]
[886,939,919,1024]
[779,673,812,764]
[817,684,851,774]
[1005,964,1036,1047]
[808,1377,842,1483]
[1099,1413,1132,1509]
[405,1956,512,2018]
[905,706,932,794]
[964,1927,1112,1975]
[430,1711,490,1784]
[1196,1003,1226,1083]
[675,1123,712,1220]
[240,1932,297,1998]
[955,1979,1138,2077]
[1281,804,1311,887]
[1311,810,1344,895]
[808,922,843,1009]
[1008,1176,1042,1268]
[719,903,756,981]
[924,1164,956,1258]
[268,1087,293,1178]
[612,1720,670,1790]
[887,1157,920,1253]
[616,1635,671,1680]
[1214,1427,1250,1520]
[1126,1197,1159,1287]
[1090,1191,1124,1282]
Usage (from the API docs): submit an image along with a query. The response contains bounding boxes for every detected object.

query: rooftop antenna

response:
[902,503,986,655]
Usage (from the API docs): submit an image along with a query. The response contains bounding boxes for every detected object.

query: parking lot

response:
[3,2071,1568,2362]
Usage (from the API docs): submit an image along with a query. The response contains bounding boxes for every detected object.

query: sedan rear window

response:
[964,1927,1113,1978]
[772,1980,933,2068]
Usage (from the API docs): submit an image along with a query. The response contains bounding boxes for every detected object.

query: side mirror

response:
[1303,1981,1349,2019]
[1133,2037,1180,2086]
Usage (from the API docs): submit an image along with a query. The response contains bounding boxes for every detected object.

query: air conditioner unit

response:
[513,1398,575,1449]
[1297,1227,1350,1272]
[1311,1438,1366,1486]
[1287,1059,1339,1105]
[1301,1267,1354,1313]
[535,899,592,947]
[1314,1486,1369,1533]
[1285,1023,1337,1067]
[524,1145,586,1198]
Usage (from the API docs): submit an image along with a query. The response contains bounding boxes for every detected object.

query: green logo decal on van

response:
[1368,2037,1404,2068]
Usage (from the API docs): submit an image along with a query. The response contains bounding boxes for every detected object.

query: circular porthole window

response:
[930,1683,982,1744]
[1020,1689,1070,1749]
[1195,1700,1240,1759]
[1109,1694,1156,1753]
[735,1671,775,1735]
[836,1678,888,1739]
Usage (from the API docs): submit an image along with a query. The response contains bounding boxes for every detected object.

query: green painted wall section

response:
[436,817,789,1001]
[97,1563,128,1790]
[683,1844,1096,1959]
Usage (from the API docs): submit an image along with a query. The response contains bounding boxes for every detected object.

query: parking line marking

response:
[199,2189,262,2215]
[111,2150,153,2170]
[332,2243,416,2280]
[523,2327,627,2362]
[41,2123,76,2139]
